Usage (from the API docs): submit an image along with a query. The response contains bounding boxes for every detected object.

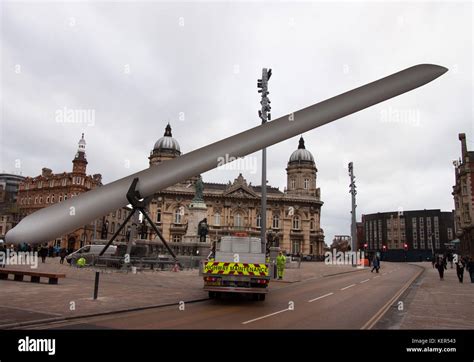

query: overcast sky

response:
[1,1,472,244]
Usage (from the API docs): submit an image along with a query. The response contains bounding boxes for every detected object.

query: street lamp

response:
[258,68,272,251]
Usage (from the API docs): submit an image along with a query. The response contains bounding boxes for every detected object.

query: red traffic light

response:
[382,245,387,250]
[404,243,408,250]
[364,243,368,248]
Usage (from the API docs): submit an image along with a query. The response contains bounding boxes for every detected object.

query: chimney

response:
[459,133,467,161]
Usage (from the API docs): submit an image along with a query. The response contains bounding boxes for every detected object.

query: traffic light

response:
[382,245,387,251]
[404,243,408,251]
[364,243,368,250]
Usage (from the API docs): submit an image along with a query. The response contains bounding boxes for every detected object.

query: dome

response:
[289,136,314,163]
[153,123,181,152]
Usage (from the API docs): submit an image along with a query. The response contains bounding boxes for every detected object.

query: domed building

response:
[146,124,325,258]
[149,123,181,165]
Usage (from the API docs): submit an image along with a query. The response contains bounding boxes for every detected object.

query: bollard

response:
[93,271,100,300]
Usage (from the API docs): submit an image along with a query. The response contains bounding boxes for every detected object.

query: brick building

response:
[16,134,132,250]
[362,209,454,261]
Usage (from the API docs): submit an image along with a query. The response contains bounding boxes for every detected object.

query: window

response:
[214,213,220,226]
[310,218,315,230]
[304,178,310,189]
[34,196,38,204]
[62,179,67,186]
[64,194,67,201]
[290,179,296,190]
[39,197,43,204]
[172,235,182,243]
[156,209,162,223]
[112,211,116,218]
[291,240,301,254]
[447,228,453,240]
[387,219,391,228]
[38,181,42,188]
[256,214,261,228]
[234,213,242,228]
[273,215,280,229]
[292,215,301,230]
[49,180,54,187]
[46,196,50,204]
[118,209,122,219]
[110,222,115,234]
[387,231,392,240]
[174,209,182,224]
[51,195,55,203]
[462,186,468,195]
[434,216,439,227]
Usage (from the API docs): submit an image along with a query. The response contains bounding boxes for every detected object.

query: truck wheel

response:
[259,294,266,301]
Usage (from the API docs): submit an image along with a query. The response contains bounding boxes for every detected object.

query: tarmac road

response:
[30,263,422,329]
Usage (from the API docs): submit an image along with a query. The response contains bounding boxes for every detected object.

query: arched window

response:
[292,215,301,230]
[118,209,122,219]
[174,208,182,224]
[304,178,310,189]
[111,222,115,234]
[46,196,50,204]
[273,215,280,229]
[214,213,220,226]
[310,218,315,230]
[51,194,55,203]
[59,195,62,202]
[34,197,38,204]
[63,194,67,201]
[234,213,242,228]
[256,214,262,228]
[39,196,43,204]
[290,179,296,190]
[156,209,162,223]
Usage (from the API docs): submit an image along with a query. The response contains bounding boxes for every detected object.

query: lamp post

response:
[348,162,357,256]
[257,68,272,250]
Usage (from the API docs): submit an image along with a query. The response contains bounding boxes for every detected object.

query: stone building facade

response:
[16,134,132,250]
[452,133,474,257]
[145,124,325,257]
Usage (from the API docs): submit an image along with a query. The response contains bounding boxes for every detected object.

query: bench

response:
[0,269,66,284]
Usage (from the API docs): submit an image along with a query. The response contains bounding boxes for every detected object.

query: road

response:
[30,262,422,329]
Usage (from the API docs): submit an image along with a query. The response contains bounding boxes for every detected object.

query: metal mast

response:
[348,162,357,253]
[258,68,272,248]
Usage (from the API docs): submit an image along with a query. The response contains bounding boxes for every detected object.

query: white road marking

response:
[373,276,380,278]
[308,292,334,303]
[359,279,370,284]
[340,284,355,291]
[382,273,387,275]
[242,308,290,324]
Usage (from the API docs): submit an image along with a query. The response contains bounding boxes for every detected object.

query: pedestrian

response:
[39,245,48,263]
[466,257,474,283]
[0,240,6,268]
[276,250,286,280]
[456,258,465,283]
[371,255,380,273]
[59,248,67,265]
[431,257,436,269]
[435,257,447,280]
